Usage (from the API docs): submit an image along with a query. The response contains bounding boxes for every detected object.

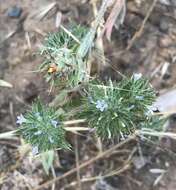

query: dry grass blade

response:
[75,135,82,190]
[25,32,31,50]
[91,0,106,71]
[126,0,158,50]
[51,165,56,190]
[65,127,89,132]
[63,119,86,125]
[153,110,176,116]
[136,130,176,139]
[0,80,13,88]
[94,49,126,78]
[55,11,62,28]
[65,164,130,189]
[77,0,111,58]
[0,30,17,44]
[60,25,80,44]
[102,0,126,40]
[29,2,56,20]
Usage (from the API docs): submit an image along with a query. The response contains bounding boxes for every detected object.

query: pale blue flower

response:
[96,100,108,112]
[49,136,54,143]
[129,105,135,110]
[135,96,144,100]
[34,130,42,135]
[32,146,39,155]
[16,114,26,125]
[133,73,142,81]
[120,134,128,141]
[51,120,59,128]
[145,106,156,116]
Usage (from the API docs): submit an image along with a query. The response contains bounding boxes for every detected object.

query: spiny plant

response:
[16,17,166,154]
[40,24,88,87]
[39,0,113,88]
[16,73,165,155]
[79,75,156,139]
[17,101,70,154]
[1,0,167,159]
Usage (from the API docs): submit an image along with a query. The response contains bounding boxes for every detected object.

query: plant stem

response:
[0,120,87,139]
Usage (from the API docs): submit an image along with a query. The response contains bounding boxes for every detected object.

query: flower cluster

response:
[133,73,142,81]
[16,101,70,155]
[95,100,108,112]
[88,97,108,112]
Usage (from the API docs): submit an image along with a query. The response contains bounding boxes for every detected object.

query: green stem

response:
[0,119,87,139]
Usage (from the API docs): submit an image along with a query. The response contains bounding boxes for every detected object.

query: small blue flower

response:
[133,73,142,81]
[16,114,26,125]
[129,105,135,110]
[51,120,59,128]
[135,96,144,100]
[95,100,108,112]
[34,130,42,135]
[49,136,54,143]
[32,146,39,155]
[145,106,155,116]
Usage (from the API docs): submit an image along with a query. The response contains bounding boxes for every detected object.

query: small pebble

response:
[158,36,172,48]
[8,6,22,18]
[159,19,169,33]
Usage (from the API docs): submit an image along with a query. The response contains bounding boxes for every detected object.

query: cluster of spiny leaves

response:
[17,101,70,154]
[16,20,165,154]
[17,74,165,153]
[138,116,167,132]
[40,24,87,87]
[79,75,156,140]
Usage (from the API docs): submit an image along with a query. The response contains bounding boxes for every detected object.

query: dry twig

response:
[75,135,82,190]
[126,0,158,50]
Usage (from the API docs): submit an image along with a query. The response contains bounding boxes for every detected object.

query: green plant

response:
[0,1,169,178]
[40,24,88,87]
[16,16,166,155]
[16,73,164,154]
[0,0,167,159]
[17,101,70,154]
[79,75,156,139]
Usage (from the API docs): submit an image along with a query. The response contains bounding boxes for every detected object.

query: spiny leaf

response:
[41,150,55,175]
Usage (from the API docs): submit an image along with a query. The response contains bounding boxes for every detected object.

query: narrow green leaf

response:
[41,150,55,175]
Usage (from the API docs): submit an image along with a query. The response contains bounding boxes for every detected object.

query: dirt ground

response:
[1,0,176,189]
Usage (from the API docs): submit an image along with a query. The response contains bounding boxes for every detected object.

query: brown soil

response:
[0,0,176,189]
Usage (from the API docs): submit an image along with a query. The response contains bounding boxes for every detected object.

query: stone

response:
[7,6,22,18]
